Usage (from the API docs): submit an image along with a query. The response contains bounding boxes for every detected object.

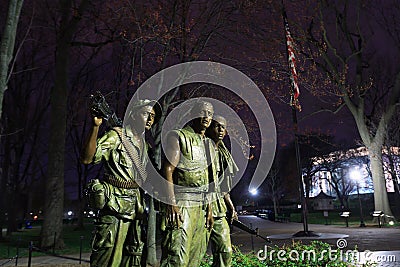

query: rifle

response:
[90,91,122,127]
[232,219,271,243]
[90,91,148,182]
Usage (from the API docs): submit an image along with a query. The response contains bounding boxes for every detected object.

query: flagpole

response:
[281,2,316,237]
[291,103,310,236]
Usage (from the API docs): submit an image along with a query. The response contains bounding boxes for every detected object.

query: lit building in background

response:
[305,146,400,198]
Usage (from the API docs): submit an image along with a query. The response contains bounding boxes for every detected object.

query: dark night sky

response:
[297,95,360,145]
[2,0,398,204]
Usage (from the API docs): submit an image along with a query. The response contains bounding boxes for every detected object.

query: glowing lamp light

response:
[350,168,362,182]
[350,167,366,227]
[249,189,258,196]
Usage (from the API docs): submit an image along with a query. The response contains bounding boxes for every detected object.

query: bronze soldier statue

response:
[160,100,215,267]
[81,97,160,267]
[206,115,239,267]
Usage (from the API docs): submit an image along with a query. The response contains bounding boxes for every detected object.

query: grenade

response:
[87,179,106,209]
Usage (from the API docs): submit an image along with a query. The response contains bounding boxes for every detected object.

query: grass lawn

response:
[0,221,94,260]
[289,211,377,226]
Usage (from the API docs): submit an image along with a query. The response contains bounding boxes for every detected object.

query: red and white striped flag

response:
[283,9,301,111]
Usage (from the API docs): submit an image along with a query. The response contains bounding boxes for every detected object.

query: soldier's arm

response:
[163,132,183,228]
[81,116,102,164]
[224,193,238,223]
[205,202,214,230]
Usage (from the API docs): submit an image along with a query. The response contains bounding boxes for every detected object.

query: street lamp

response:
[249,189,258,196]
[349,168,366,227]
[249,188,258,208]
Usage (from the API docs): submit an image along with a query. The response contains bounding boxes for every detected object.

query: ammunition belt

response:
[104,174,139,189]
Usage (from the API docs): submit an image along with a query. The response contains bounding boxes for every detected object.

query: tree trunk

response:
[40,0,89,249]
[75,166,87,230]
[0,0,24,116]
[272,196,278,219]
[0,0,24,240]
[40,42,68,248]
[368,143,393,220]
[347,92,395,220]
[0,124,10,239]
[337,195,346,211]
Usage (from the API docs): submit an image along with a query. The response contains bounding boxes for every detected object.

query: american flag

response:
[283,9,301,111]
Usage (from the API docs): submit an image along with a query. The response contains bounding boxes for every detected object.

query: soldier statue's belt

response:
[104,174,139,189]
[175,192,206,202]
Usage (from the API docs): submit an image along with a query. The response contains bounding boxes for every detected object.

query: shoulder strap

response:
[113,127,148,182]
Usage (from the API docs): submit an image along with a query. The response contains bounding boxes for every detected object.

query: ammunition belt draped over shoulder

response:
[104,173,139,189]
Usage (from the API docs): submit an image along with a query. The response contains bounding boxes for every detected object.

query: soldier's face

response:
[133,106,156,131]
[209,120,227,142]
[192,102,214,129]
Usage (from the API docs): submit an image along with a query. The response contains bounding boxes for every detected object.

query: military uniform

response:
[87,127,147,267]
[160,126,214,267]
[208,142,238,267]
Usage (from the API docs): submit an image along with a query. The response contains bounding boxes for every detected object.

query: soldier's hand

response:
[230,209,238,224]
[166,204,183,229]
[90,104,103,126]
[226,206,238,224]
[93,116,103,126]
[206,210,214,230]
[206,205,214,230]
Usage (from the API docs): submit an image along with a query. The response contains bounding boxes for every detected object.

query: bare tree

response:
[0,0,24,240]
[298,0,400,219]
[111,1,245,264]
[0,0,24,116]
[317,158,354,209]
[0,75,49,236]
[382,114,400,215]
[264,162,285,218]
[40,0,90,249]
[312,148,373,210]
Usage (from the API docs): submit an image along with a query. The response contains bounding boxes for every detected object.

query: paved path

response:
[233,215,400,251]
[1,215,399,266]
[231,216,400,267]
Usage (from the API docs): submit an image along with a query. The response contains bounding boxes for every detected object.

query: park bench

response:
[340,211,351,227]
[371,210,384,228]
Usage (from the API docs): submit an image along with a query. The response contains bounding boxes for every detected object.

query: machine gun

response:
[232,219,270,243]
[90,91,122,128]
